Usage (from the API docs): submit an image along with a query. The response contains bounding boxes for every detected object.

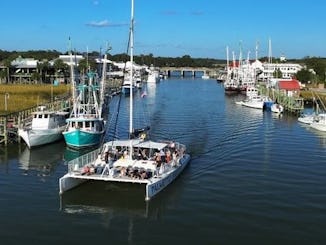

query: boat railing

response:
[67,148,101,173]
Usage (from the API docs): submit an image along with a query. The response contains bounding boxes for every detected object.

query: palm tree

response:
[0,69,6,83]
[3,59,11,83]
[37,60,51,84]
[53,59,68,83]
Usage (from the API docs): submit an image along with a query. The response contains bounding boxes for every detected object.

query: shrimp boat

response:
[62,50,108,149]
[59,0,191,201]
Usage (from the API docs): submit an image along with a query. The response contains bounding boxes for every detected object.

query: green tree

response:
[303,57,326,83]
[296,69,313,83]
[53,59,68,79]
[78,58,97,74]
[273,68,282,78]
[31,72,41,83]
[3,59,12,83]
[37,60,51,84]
[0,69,6,83]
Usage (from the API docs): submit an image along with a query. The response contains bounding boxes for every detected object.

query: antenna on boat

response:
[68,37,77,118]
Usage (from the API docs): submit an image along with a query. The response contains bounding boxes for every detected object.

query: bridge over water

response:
[159,67,221,78]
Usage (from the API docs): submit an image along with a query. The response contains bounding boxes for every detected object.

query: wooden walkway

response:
[0,81,122,146]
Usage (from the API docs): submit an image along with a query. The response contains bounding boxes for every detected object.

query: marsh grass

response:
[0,84,70,114]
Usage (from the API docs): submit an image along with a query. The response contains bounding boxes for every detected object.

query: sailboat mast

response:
[129,0,134,135]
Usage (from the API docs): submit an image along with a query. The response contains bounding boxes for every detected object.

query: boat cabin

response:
[66,118,104,132]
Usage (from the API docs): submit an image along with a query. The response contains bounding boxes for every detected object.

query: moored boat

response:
[310,113,326,132]
[270,103,284,113]
[59,139,190,201]
[63,53,107,149]
[18,105,68,148]
[298,113,316,124]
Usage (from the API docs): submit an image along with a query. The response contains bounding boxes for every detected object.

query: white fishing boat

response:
[59,0,190,201]
[237,95,271,109]
[245,86,259,97]
[18,105,68,148]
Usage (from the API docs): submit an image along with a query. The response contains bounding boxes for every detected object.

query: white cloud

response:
[86,20,128,27]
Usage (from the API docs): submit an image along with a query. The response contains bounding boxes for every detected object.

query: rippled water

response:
[1,78,326,244]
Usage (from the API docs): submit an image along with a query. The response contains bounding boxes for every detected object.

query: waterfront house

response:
[10,56,38,84]
[276,79,301,97]
[259,63,303,81]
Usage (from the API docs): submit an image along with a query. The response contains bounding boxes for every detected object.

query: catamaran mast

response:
[129,0,134,136]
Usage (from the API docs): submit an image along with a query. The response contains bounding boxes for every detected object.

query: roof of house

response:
[278,79,301,90]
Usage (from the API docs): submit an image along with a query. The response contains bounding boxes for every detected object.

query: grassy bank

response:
[0,84,70,114]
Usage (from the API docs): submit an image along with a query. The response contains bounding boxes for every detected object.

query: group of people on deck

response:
[86,141,184,178]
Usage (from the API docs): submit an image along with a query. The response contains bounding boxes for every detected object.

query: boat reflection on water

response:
[59,179,181,243]
[60,182,147,215]
[302,124,326,148]
[63,146,97,162]
[18,140,66,176]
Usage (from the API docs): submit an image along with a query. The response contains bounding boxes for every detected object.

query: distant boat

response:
[147,70,159,83]
[224,79,239,95]
[18,105,69,148]
[121,75,135,94]
[201,74,210,80]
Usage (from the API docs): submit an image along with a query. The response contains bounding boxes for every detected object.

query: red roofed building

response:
[276,79,301,97]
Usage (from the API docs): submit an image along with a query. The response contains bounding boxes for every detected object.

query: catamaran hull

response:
[145,154,190,201]
[63,129,104,148]
[18,127,65,148]
[59,154,191,201]
[59,175,88,194]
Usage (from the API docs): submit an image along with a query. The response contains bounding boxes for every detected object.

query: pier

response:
[262,87,304,114]
[0,80,122,146]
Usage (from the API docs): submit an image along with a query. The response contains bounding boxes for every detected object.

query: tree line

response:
[0,50,326,84]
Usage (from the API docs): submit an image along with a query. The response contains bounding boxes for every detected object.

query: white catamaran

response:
[59,0,191,201]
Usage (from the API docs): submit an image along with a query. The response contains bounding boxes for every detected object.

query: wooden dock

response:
[261,87,304,114]
[0,80,122,146]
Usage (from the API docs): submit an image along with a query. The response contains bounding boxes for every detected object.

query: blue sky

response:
[1,0,326,59]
